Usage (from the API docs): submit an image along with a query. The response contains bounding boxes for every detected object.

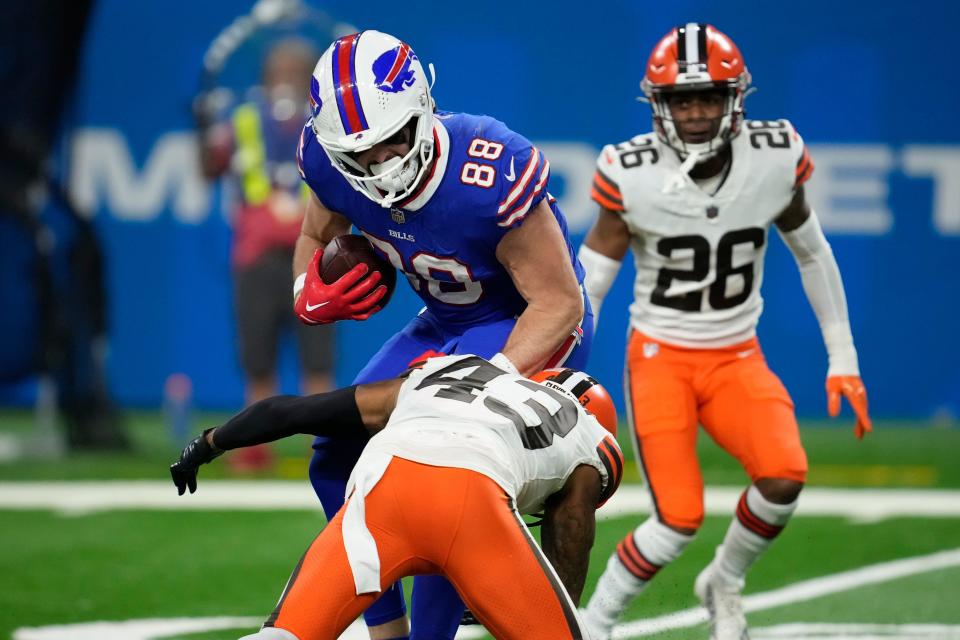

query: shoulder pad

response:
[609,134,663,173]
[592,146,626,213]
[590,136,662,213]
[741,119,813,189]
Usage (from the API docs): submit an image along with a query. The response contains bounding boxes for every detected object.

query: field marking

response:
[612,547,960,638]
[1,481,959,521]
[12,617,262,640]
[11,550,960,640]
[14,620,960,640]
[751,623,960,638]
[10,616,484,640]
[601,486,960,523]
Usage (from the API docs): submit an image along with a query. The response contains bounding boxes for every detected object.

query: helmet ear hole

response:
[403,116,419,146]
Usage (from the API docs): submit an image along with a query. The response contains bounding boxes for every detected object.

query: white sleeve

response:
[577,244,622,329]
[777,210,859,376]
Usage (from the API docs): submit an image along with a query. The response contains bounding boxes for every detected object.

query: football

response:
[319,234,397,307]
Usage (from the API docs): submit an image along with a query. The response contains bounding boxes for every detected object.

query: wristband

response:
[203,427,224,455]
[489,352,519,375]
[293,272,307,301]
[823,323,860,377]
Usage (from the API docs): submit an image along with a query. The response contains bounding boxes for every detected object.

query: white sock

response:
[713,485,798,590]
[586,518,693,625]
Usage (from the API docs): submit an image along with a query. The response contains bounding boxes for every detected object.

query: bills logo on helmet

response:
[373,43,418,93]
[309,76,322,113]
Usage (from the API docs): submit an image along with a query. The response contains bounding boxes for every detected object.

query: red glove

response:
[827,375,872,440]
[294,248,387,325]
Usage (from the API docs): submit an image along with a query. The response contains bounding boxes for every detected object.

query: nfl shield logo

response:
[706,205,719,219]
[643,342,659,359]
[391,208,406,224]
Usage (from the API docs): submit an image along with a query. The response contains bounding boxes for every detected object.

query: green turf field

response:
[2,411,958,639]
[2,411,958,487]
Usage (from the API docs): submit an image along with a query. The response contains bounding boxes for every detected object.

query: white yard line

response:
[1,481,959,521]
[12,617,263,640]
[10,616,486,640]
[751,623,960,638]
[613,547,960,638]
[601,486,960,523]
[12,550,960,640]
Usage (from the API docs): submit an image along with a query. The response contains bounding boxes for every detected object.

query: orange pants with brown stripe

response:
[626,330,808,531]
[263,457,584,640]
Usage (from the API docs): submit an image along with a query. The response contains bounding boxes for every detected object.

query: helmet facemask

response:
[318,110,435,207]
[644,80,748,161]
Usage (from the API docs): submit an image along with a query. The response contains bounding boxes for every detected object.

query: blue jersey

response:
[297,111,585,333]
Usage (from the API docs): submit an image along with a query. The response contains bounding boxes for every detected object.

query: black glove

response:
[170,429,224,495]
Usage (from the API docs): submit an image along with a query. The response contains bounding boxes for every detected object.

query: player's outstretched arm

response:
[578,208,631,328]
[496,200,584,375]
[775,187,872,439]
[540,464,603,605]
[169,378,402,494]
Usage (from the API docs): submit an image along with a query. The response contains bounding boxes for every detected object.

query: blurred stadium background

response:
[1,0,958,638]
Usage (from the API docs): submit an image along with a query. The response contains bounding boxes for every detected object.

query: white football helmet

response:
[309,30,435,207]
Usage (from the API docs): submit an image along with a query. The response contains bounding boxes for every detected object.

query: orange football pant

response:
[266,457,583,640]
[626,331,808,531]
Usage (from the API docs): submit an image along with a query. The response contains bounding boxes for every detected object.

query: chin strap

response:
[662,149,701,194]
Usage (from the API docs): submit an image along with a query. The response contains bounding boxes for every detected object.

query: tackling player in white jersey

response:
[576,23,872,640]
[171,354,623,640]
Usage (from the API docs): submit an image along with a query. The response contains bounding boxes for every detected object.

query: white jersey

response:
[591,119,813,347]
[352,354,623,514]
[342,354,623,594]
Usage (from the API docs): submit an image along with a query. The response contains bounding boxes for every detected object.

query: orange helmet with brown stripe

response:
[530,368,617,437]
[641,23,752,160]
[531,368,622,507]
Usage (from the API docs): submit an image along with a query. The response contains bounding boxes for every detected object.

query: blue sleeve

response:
[492,134,550,231]
[297,118,346,212]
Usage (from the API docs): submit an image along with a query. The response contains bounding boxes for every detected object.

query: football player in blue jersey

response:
[290,30,593,639]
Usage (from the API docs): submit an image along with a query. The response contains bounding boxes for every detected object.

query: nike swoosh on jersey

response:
[305,301,330,312]
[504,157,516,182]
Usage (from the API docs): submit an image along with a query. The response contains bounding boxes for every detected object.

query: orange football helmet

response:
[530,368,617,437]
[641,23,752,159]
